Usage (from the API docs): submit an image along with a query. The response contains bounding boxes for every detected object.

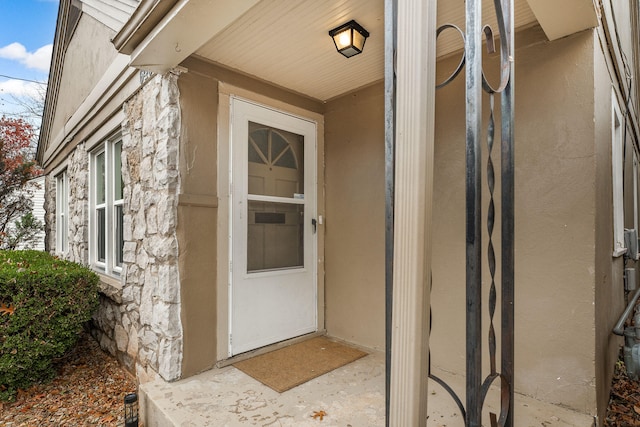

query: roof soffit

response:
[112,0,602,103]
[126,0,260,74]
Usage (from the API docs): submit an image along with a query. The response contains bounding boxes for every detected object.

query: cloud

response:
[0,79,44,99]
[0,43,53,72]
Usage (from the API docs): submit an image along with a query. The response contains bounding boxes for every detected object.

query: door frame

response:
[216,83,326,362]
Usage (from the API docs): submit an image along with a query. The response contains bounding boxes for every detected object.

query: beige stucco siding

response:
[177,71,219,377]
[176,56,325,368]
[49,13,118,145]
[594,26,626,424]
[324,83,386,351]
[431,28,598,413]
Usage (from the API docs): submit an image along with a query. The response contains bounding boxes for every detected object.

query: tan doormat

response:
[233,336,367,393]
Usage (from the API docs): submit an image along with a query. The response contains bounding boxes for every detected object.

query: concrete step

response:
[139,351,595,427]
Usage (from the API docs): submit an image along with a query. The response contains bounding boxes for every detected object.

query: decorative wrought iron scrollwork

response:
[435,24,466,89]
[431,1,515,426]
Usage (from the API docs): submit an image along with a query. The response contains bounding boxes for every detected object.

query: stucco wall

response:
[176,71,218,377]
[594,29,626,424]
[175,56,325,365]
[49,13,117,144]
[431,28,598,413]
[324,84,386,351]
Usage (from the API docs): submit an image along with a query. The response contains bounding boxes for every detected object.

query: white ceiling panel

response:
[196,0,384,102]
[195,0,538,102]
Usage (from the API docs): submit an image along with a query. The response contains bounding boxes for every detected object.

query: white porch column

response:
[389,0,437,425]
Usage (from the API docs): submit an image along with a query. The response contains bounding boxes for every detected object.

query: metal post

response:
[433,1,515,425]
[465,0,483,425]
[501,1,516,426]
[384,0,397,425]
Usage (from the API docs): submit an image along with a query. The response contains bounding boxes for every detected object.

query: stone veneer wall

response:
[119,72,183,382]
[43,72,184,383]
[67,142,89,264]
[44,142,89,264]
[43,142,89,260]
[43,175,55,253]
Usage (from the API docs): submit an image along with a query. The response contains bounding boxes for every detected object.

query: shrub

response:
[0,250,99,401]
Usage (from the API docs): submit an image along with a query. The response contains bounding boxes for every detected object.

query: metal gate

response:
[385,1,516,426]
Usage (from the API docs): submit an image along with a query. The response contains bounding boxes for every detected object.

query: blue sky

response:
[0,0,59,120]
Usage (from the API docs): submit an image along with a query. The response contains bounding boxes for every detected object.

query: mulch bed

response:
[0,331,137,426]
[605,356,640,426]
[1,330,640,426]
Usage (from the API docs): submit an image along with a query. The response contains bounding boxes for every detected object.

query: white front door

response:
[230,97,317,356]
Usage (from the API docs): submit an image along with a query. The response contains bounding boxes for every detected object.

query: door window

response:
[247,122,305,272]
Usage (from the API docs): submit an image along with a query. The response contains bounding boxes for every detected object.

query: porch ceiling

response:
[194,0,538,102]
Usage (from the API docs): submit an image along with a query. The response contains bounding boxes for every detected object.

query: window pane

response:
[274,147,296,169]
[248,142,265,164]
[96,152,105,205]
[114,141,123,201]
[247,122,304,198]
[249,125,269,160]
[97,207,106,263]
[247,201,303,272]
[115,205,124,267]
[613,101,625,254]
[60,215,69,252]
[56,174,67,252]
[271,132,288,160]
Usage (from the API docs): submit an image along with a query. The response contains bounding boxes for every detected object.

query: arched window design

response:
[247,122,304,199]
[249,127,298,170]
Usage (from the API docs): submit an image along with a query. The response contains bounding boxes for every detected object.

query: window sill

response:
[96,272,123,304]
[613,247,628,258]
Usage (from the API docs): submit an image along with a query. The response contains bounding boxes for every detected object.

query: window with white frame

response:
[612,93,625,257]
[55,171,68,254]
[634,152,639,235]
[91,135,124,275]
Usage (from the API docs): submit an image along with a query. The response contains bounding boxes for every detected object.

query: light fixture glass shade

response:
[329,20,369,58]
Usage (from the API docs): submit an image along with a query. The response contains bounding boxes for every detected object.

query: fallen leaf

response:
[0,301,15,315]
[0,332,137,426]
[101,414,116,423]
[312,410,327,421]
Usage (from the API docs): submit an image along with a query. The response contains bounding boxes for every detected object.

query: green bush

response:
[0,250,99,401]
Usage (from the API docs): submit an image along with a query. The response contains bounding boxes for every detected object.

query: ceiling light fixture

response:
[329,20,370,58]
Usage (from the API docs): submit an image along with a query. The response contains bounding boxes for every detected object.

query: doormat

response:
[233,336,367,393]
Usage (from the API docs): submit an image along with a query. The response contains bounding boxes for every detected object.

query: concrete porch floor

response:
[140,349,596,427]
